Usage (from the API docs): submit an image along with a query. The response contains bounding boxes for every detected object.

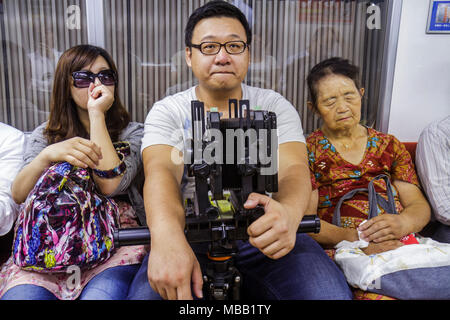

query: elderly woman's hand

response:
[358,180,431,243]
[362,239,404,255]
[357,214,409,243]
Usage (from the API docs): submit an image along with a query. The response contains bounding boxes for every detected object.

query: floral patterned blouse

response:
[307,127,419,229]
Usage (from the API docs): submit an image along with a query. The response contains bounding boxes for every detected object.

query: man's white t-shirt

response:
[141,83,305,195]
[142,83,305,151]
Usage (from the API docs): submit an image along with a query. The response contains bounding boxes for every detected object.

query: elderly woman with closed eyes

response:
[305,57,431,256]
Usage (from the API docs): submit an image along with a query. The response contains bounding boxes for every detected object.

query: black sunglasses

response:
[71,69,117,88]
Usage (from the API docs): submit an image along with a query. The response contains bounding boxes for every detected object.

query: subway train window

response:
[0,0,391,134]
[0,0,88,131]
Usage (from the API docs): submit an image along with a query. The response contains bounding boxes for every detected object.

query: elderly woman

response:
[305,57,430,255]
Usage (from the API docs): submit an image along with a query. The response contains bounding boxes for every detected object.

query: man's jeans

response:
[1,264,139,300]
[127,234,352,300]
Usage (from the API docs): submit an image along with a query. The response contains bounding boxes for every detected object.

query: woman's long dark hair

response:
[44,44,130,144]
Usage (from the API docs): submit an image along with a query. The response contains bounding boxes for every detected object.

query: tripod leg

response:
[203,258,242,300]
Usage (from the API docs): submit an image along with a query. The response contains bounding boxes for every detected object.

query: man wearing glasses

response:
[130,0,352,300]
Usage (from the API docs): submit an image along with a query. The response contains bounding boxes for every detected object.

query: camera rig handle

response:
[113,214,320,247]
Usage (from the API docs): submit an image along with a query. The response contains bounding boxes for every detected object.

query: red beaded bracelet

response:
[93,141,131,179]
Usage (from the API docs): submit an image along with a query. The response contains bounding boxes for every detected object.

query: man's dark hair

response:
[185,0,252,47]
[307,57,361,110]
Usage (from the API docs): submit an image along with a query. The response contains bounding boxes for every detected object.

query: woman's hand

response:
[42,137,102,169]
[87,81,114,115]
[357,214,408,243]
[361,240,404,255]
[357,180,430,243]
[12,137,102,204]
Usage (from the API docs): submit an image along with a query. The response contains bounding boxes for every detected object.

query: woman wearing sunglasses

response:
[1,45,146,300]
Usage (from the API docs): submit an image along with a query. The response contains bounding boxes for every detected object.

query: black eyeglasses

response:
[190,41,248,55]
[71,69,117,88]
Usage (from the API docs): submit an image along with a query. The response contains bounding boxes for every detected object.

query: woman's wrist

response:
[92,155,126,178]
[37,146,56,168]
[398,213,419,236]
[346,228,360,243]
[88,110,108,143]
[88,109,106,122]
[92,141,130,179]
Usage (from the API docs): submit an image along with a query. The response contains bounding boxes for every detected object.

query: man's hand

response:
[143,145,201,300]
[244,192,299,260]
[147,231,203,300]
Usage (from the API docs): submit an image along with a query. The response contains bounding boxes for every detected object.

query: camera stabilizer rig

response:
[113,99,320,300]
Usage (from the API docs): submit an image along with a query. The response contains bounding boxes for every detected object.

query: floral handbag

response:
[12,142,130,273]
